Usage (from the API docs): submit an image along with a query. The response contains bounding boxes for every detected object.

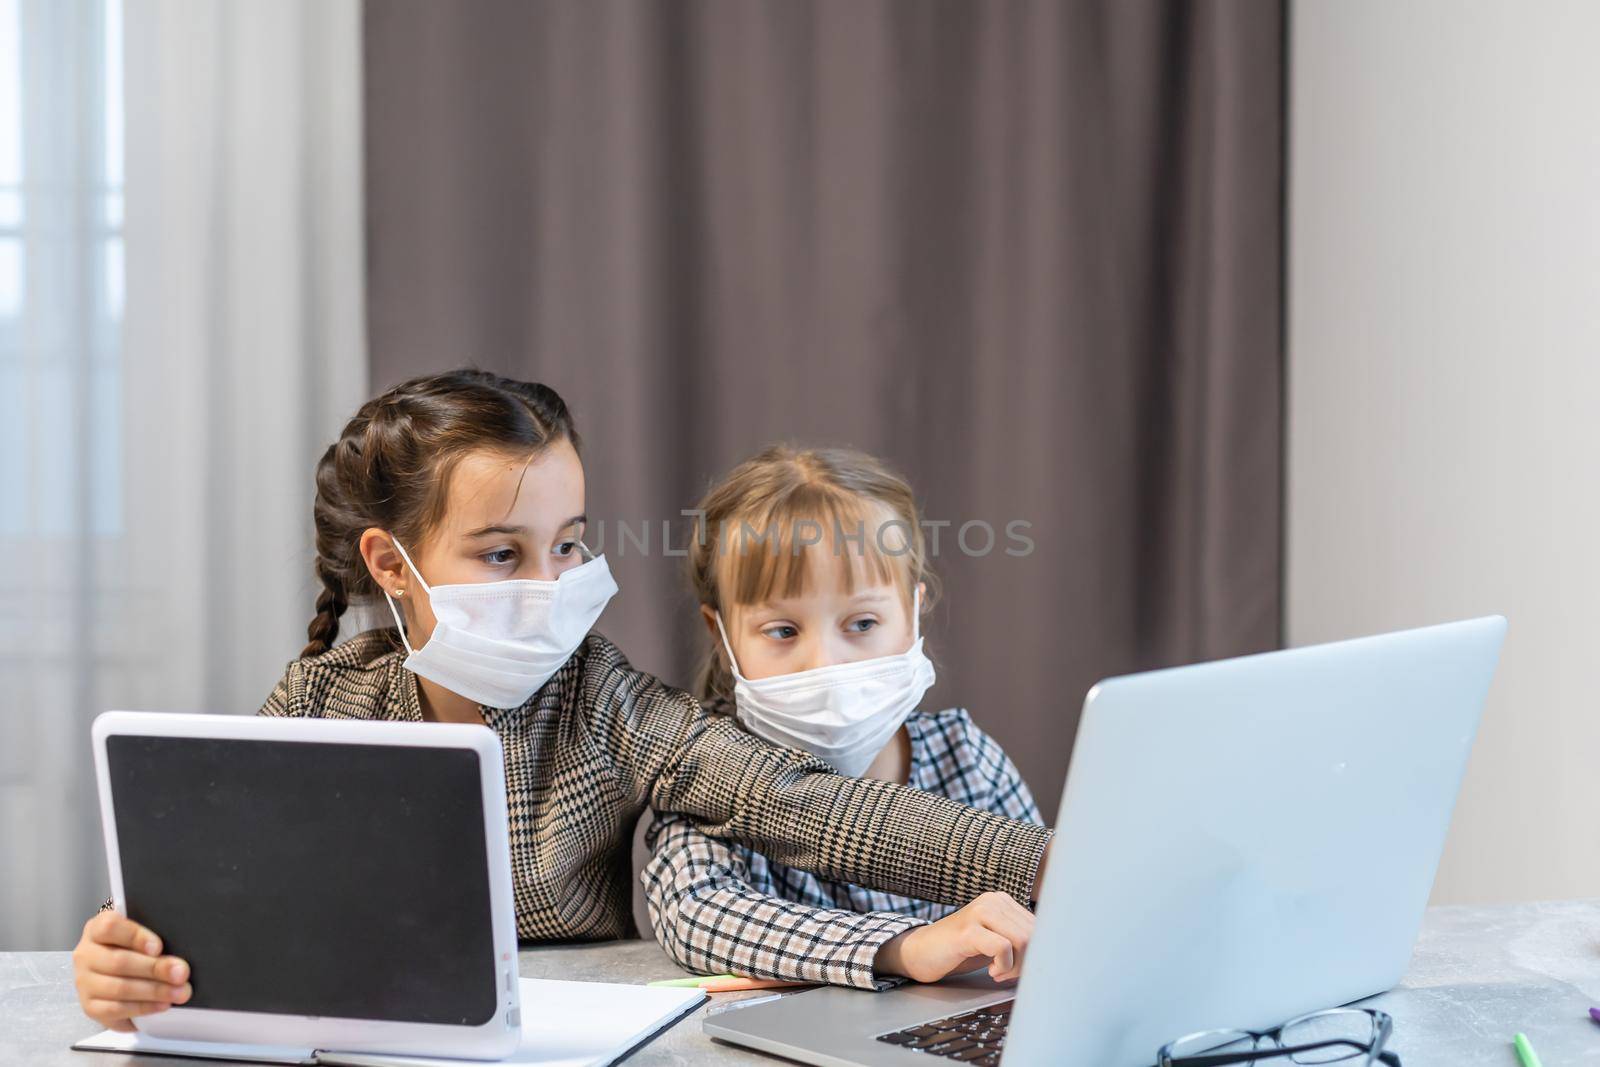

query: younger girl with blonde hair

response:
[643,445,1044,990]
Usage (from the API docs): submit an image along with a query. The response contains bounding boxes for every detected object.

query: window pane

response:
[0,0,124,537]
[36,366,73,536]
[91,360,120,536]
[0,0,19,186]
[104,0,122,186]
[104,235,122,320]
[0,362,23,536]
[0,236,21,317]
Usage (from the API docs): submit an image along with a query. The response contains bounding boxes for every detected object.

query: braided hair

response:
[301,369,579,658]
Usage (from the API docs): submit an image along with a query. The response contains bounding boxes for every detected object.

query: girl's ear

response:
[359,528,407,596]
[916,580,927,614]
[699,603,720,639]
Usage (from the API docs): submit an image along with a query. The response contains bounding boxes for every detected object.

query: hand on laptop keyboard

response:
[874,893,1033,984]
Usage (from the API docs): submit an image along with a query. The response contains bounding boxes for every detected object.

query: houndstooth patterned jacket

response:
[254,629,1052,942]
[642,707,1043,988]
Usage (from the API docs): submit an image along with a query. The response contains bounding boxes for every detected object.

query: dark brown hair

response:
[688,445,937,703]
[301,369,579,657]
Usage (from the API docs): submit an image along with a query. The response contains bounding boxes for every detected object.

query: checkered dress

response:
[642,707,1043,989]
[250,630,1052,943]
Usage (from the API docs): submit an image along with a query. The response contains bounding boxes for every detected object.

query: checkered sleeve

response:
[641,815,924,990]
[579,653,1052,908]
[959,715,1045,825]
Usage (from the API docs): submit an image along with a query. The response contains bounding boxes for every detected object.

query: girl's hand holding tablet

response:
[72,911,191,1030]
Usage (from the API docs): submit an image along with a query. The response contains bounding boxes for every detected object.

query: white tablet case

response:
[92,711,522,1060]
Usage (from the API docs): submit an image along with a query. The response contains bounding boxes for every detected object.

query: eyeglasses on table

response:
[1157,1007,1401,1067]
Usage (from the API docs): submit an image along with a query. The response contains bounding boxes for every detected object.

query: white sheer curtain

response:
[0,0,365,950]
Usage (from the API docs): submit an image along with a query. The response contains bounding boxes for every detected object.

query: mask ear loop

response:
[712,610,746,683]
[382,535,433,655]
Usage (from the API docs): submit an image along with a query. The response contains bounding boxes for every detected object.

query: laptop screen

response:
[106,734,498,1026]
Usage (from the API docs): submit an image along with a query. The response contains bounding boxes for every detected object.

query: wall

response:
[1288,0,1600,902]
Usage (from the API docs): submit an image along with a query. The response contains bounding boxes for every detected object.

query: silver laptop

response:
[703,616,1507,1067]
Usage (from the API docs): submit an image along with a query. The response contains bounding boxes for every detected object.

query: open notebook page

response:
[74,978,704,1067]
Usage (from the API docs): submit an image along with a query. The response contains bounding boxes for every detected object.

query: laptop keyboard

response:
[875,998,1014,1063]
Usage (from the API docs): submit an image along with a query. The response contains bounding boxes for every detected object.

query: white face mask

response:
[715,589,935,777]
[383,536,618,710]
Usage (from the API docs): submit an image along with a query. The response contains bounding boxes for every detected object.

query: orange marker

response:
[699,977,813,993]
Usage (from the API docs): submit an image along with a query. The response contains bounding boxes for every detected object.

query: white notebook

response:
[73,977,705,1067]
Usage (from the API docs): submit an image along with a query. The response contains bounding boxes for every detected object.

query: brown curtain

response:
[364,0,1283,842]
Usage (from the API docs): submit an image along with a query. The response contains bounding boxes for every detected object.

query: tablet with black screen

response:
[91,712,521,1059]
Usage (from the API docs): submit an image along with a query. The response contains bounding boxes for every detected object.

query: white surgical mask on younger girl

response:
[715,588,936,777]
[383,536,618,709]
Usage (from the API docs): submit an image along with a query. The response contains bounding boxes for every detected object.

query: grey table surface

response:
[4,899,1598,1066]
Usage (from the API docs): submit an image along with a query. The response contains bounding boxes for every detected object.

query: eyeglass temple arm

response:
[1163,1050,1293,1067]
[1166,1038,1399,1067]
